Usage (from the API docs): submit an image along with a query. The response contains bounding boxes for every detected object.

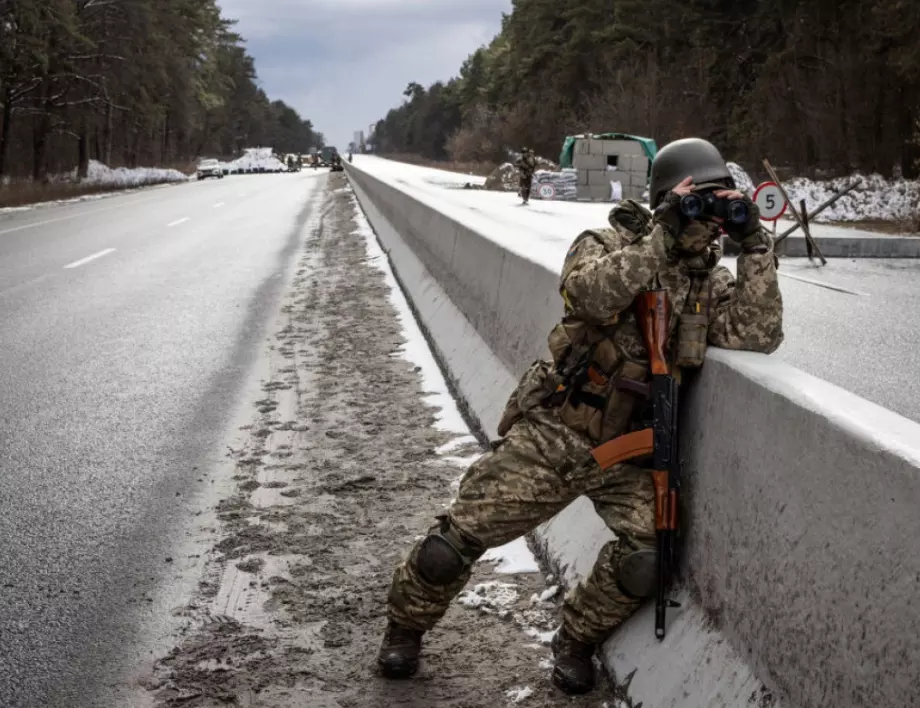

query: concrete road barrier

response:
[345,160,920,708]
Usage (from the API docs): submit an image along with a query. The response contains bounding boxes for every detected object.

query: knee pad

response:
[416,520,483,586]
[615,549,657,600]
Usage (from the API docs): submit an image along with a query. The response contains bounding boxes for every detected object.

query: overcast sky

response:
[216,0,511,150]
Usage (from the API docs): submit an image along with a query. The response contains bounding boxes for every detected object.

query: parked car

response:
[197,158,223,180]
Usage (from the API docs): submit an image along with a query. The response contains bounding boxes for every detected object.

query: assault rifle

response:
[638,289,681,639]
[590,289,681,639]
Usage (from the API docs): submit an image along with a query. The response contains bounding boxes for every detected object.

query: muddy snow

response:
[141,173,624,706]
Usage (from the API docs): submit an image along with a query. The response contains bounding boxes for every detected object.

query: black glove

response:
[652,191,688,251]
[721,198,762,244]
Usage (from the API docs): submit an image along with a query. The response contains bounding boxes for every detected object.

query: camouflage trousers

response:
[520,174,534,198]
[387,407,656,645]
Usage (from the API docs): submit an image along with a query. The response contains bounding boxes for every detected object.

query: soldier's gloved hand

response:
[713,190,763,248]
[653,178,694,249]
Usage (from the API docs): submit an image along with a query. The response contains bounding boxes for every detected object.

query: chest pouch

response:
[674,273,712,369]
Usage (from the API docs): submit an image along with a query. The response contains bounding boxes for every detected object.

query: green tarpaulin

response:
[559,133,658,169]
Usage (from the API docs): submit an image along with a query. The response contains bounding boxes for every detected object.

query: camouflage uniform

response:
[516,150,537,202]
[387,200,783,645]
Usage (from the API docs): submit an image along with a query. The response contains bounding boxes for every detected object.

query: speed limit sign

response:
[538,183,556,200]
[753,181,787,221]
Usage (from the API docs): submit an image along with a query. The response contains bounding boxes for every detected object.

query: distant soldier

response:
[516,147,537,204]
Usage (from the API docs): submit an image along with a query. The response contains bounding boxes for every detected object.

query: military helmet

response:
[649,138,734,207]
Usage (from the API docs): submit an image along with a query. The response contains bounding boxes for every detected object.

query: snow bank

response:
[222,147,286,173]
[485,163,519,192]
[783,173,920,224]
[727,161,755,196]
[45,159,188,187]
[80,160,188,187]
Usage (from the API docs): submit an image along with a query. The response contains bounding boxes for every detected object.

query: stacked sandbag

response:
[530,168,578,201]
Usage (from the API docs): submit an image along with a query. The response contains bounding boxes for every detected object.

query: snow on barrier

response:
[343,159,920,708]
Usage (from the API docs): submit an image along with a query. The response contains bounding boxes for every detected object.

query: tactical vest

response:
[496,202,715,443]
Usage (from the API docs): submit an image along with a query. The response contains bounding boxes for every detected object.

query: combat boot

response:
[377,621,424,679]
[551,626,596,695]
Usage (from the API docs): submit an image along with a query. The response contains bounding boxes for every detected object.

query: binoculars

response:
[680,186,749,225]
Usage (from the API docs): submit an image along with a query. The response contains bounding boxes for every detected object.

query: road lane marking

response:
[213,202,225,208]
[167,217,190,227]
[63,248,115,269]
[779,271,867,296]
[0,192,173,235]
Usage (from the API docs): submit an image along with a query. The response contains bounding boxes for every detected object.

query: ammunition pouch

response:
[541,320,651,442]
[674,272,713,369]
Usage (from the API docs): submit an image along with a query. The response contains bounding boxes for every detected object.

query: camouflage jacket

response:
[499,199,783,444]
[516,154,537,176]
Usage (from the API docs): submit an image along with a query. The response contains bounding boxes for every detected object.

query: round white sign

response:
[753,181,787,221]
[538,184,556,200]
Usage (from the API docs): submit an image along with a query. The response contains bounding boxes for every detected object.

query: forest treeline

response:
[373,0,920,178]
[0,0,323,182]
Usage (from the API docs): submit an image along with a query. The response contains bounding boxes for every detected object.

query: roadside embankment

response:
[345,159,920,708]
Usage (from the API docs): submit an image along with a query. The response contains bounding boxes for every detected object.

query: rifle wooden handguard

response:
[591,428,654,470]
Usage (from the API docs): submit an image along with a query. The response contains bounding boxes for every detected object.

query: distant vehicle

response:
[320,146,338,165]
[197,158,223,180]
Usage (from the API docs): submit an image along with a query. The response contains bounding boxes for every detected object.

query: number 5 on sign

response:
[753,181,788,221]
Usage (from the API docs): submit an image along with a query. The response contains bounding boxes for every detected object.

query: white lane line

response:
[213,202,225,208]
[63,248,115,269]
[0,193,169,236]
[779,271,867,296]
[167,217,190,227]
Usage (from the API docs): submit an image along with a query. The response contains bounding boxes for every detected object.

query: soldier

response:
[377,138,784,695]
[516,147,537,204]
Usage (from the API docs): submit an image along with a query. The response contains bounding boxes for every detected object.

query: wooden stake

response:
[762,159,827,265]
[775,178,863,243]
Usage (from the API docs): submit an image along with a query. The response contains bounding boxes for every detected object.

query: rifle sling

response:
[591,428,654,470]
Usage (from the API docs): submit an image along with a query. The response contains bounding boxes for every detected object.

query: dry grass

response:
[375,153,497,177]
[0,177,184,210]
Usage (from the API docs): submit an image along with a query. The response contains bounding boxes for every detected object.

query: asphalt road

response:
[0,172,325,707]
[772,257,920,421]
[719,256,920,423]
